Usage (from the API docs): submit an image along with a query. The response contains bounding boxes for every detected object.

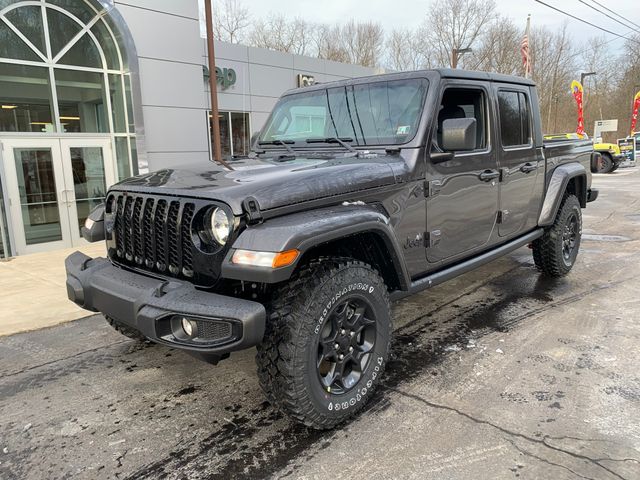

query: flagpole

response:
[524,14,531,79]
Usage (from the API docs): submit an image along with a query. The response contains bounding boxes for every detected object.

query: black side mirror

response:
[441,118,477,152]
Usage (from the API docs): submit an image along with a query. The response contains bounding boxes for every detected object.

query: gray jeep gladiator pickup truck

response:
[66,69,597,429]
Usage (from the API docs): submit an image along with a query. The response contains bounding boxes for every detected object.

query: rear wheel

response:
[256,258,391,429]
[532,194,582,277]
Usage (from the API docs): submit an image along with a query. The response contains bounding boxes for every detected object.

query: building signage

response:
[216,67,237,89]
[617,137,636,167]
[593,119,618,141]
[297,73,316,87]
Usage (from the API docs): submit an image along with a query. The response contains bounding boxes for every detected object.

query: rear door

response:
[426,83,499,263]
[494,87,542,237]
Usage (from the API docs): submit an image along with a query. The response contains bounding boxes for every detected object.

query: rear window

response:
[498,91,532,147]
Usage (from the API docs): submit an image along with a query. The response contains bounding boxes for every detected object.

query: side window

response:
[498,90,532,147]
[436,88,487,150]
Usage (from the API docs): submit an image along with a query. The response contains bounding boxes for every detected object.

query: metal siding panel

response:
[115,4,202,64]
[115,0,200,19]
[139,58,206,109]
[143,106,209,153]
[247,46,294,69]
[248,64,296,97]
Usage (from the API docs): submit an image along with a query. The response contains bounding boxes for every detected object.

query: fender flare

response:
[538,163,587,226]
[221,204,411,289]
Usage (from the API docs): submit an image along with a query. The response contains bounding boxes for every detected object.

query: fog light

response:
[181,317,197,337]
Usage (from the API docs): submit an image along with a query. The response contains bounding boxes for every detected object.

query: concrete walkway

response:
[0,243,106,336]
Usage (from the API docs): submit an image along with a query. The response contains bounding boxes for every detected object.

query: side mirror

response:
[81,203,105,243]
[441,118,477,152]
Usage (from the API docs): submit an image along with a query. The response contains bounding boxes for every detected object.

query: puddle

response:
[625,214,640,223]
[582,234,632,243]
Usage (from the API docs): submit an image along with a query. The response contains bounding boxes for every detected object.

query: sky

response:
[238,0,638,54]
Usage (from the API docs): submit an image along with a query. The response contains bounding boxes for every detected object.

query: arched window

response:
[0,0,137,178]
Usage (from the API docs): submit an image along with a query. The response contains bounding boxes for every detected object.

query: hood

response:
[113,155,400,215]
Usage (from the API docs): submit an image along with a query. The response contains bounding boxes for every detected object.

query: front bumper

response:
[587,188,599,203]
[65,251,266,363]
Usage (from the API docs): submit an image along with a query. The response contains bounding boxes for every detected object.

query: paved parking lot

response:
[1,169,639,480]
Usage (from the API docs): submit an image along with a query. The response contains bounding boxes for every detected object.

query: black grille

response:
[108,193,196,280]
[196,320,233,342]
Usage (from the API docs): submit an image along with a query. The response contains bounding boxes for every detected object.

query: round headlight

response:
[210,207,231,245]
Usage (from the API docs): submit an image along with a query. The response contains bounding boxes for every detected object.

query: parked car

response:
[67,69,597,429]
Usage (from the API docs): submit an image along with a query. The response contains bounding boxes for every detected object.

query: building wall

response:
[114,0,210,172]
[208,43,383,142]
[113,0,382,173]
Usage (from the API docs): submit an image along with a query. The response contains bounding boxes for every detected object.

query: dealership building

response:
[0,0,381,257]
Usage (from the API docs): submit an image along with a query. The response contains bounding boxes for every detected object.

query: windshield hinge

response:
[242,196,263,225]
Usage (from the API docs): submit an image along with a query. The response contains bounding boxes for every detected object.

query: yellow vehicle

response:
[543,133,622,173]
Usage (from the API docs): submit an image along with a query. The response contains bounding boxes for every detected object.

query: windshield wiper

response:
[306,137,357,153]
[258,139,296,154]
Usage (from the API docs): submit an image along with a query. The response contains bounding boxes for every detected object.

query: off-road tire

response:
[597,153,613,173]
[256,258,391,429]
[532,194,582,277]
[106,316,149,342]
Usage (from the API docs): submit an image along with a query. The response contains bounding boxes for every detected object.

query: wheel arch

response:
[222,204,411,292]
[539,163,587,226]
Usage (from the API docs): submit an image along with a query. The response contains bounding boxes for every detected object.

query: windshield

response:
[260,78,428,146]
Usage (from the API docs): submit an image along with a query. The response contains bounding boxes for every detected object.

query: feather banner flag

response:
[571,80,585,136]
[631,91,640,136]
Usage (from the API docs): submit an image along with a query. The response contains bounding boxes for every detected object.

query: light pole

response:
[204,0,231,170]
[580,71,597,87]
[452,47,473,69]
[579,71,596,131]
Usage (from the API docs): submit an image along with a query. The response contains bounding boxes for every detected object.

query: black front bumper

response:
[587,188,599,203]
[65,251,266,363]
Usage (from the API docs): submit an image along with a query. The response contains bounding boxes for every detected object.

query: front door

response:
[2,138,115,255]
[426,84,499,264]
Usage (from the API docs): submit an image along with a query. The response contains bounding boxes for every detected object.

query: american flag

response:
[521,15,532,78]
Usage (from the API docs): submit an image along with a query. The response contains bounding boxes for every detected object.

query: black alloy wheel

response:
[562,212,579,265]
[317,298,377,394]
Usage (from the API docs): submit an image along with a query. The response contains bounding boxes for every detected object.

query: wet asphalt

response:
[1,168,639,480]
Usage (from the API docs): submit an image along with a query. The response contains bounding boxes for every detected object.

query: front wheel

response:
[597,153,613,173]
[532,194,582,277]
[256,258,391,429]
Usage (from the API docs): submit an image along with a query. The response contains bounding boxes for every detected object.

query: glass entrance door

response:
[2,138,115,255]
[60,139,114,246]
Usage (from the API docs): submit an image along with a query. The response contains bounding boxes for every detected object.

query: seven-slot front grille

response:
[108,193,196,279]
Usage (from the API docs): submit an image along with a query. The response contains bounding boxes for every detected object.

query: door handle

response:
[520,163,537,173]
[479,170,500,181]
[59,189,74,205]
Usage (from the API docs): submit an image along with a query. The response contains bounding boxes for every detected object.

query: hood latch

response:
[242,196,263,225]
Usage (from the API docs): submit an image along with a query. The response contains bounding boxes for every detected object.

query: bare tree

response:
[422,0,497,68]
[528,23,576,133]
[385,28,433,71]
[471,17,521,75]
[249,14,314,55]
[315,24,350,63]
[340,20,385,67]
[212,0,250,44]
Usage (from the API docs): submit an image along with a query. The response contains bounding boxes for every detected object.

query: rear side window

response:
[498,90,532,147]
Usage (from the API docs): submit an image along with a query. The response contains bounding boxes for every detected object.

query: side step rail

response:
[390,229,544,301]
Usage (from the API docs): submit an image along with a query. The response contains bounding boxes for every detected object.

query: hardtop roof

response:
[282,68,535,97]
